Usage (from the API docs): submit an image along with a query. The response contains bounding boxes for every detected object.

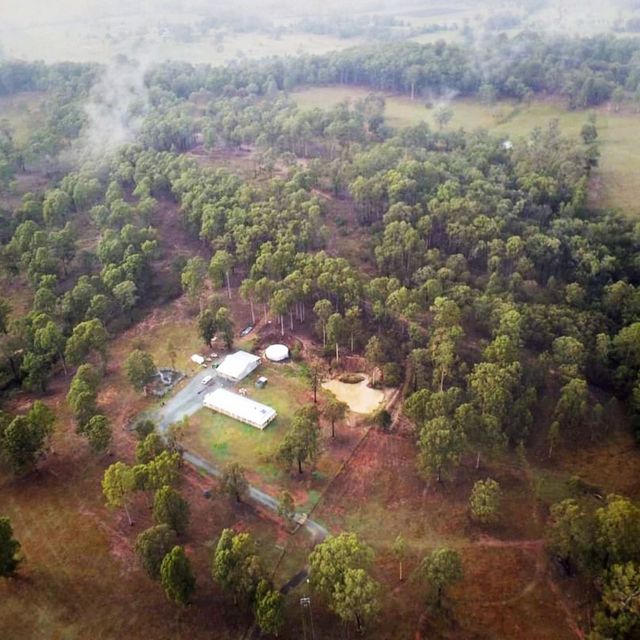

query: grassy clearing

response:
[0,442,228,639]
[0,91,47,145]
[182,361,339,507]
[2,25,361,64]
[550,427,640,499]
[0,299,316,638]
[183,361,307,460]
[0,443,307,640]
[309,430,581,639]
[292,86,640,217]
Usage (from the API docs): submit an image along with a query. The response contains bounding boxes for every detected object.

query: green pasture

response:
[293,86,640,217]
[0,91,47,145]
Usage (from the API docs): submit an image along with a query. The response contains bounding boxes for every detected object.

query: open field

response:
[293,86,640,217]
[1,25,362,65]
[0,91,47,146]
[1,286,636,638]
[0,296,317,639]
[182,360,369,512]
[0,408,309,640]
[306,430,587,639]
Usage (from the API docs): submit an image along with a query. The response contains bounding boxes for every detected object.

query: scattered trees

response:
[417,416,465,483]
[277,490,296,526]
[67,363,101,430]
[102,462,135,525]
[212,528,263,604]
[153,485,190,535]
[277,405,320,474]
[254,579,285,636]
[324,394,349,438]
[392,535,407,582]
[181,256,208,309]
[593,561,640,639]
[0,401,55,474]
[84,414,112,454]
[136,432,166,464]
[65,319,108,370]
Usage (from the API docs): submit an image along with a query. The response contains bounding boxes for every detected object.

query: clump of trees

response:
[0,401,55,474]
[309,533,381,633]
[212,528,284,635]
[125,349,157,392]
[547,494,640,637]
[469,479,502,524]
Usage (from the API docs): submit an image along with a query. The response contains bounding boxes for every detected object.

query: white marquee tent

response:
[216,350,260,381]
[265,344,289,362]
[203,388,276,429]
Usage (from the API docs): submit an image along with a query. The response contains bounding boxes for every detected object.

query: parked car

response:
[201,375,213,385]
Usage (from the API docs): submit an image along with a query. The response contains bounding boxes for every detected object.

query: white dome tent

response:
[265,344,289,362]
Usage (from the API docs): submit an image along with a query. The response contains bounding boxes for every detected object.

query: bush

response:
[371,408,392,432]
[134,419,156,440]
[383,362,403,387]
[338,373,365,384]
[291,343,302,362]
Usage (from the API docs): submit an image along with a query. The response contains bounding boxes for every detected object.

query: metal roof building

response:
[216,350,260,381]
[203,388,276,430]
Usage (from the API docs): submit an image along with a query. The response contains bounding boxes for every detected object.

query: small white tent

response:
[265,344,289,362]
[216,350,260,381]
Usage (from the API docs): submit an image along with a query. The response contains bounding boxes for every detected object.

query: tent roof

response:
[203,388,276,428]
[265,344,289,362]
[217,350,260,380]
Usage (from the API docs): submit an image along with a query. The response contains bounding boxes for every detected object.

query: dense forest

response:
[2,28,640,640]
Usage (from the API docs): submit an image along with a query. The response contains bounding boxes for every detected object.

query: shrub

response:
[339,373,365,384]
[383,363,403,387]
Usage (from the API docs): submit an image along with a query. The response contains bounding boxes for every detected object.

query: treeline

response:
[0,140,330,391]
[0,61,96,188]
[292,14,455,41]
[145,32,640,108]
[0,60,96,97]
[0,162,162,391]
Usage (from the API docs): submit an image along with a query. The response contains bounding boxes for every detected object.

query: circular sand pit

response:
[322,374,386,414]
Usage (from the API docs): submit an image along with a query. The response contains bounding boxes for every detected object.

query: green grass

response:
[1,24,361,65]
[293,86,640,217]
[184,362,308,486]
[0,92,48,145]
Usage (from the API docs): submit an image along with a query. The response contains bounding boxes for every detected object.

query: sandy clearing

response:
[322,374,387,414]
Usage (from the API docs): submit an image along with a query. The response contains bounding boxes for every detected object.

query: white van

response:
[201,375,213,385]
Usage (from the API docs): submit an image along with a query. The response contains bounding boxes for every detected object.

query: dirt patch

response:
[322,374,389,414]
